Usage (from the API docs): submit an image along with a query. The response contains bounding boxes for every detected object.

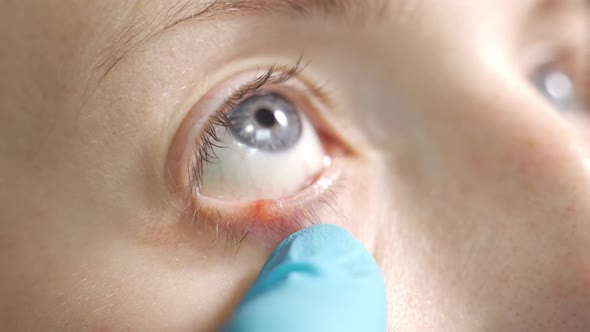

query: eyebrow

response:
[90,0,388,87]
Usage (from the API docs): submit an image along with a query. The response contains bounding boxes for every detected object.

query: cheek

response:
[78,246,260,331]
[52,213,271,331]
[319,157,380,250]
[0,197,270,331]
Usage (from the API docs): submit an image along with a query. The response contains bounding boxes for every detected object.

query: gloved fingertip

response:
[223,224,387,332]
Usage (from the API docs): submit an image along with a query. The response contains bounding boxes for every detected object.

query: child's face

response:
[1,0,589,330]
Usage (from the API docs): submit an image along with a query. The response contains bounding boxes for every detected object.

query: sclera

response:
[200,110,326,202]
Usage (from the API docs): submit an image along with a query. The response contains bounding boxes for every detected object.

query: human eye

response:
[525,31,590,145]
[526,4,589,116]
[169,58,346,243]
[197,85,327,202]
[531,48,588,113]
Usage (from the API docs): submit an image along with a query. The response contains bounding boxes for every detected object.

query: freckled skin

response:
[1,0,590,331]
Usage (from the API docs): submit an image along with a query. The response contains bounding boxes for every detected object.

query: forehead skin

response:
[0,0,535,93]
[0,0,543,109]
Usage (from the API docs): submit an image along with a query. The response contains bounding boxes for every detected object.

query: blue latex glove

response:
[222,224,387,332]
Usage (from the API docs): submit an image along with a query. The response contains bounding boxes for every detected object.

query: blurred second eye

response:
[533,67,576,111]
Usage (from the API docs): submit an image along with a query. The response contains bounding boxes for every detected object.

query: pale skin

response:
[1,0,590,331]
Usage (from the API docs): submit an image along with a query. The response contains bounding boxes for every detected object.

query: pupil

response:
[255,108,277,128]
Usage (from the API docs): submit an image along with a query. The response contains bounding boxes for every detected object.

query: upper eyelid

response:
[215,58,304,115]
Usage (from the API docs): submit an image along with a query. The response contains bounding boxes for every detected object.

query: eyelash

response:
[184,57,343,249]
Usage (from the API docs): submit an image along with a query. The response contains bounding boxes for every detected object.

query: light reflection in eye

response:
[199,92,327,202]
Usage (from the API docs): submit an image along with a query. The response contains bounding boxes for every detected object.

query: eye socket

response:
[167,61,346,243]
[176,60,339,207]
[199,90,327,202]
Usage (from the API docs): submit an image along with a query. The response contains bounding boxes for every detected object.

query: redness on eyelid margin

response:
[190,160,344,249]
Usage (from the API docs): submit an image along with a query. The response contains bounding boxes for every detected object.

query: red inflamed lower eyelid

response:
[187,156,346,248]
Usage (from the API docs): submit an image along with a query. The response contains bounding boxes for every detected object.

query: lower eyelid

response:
[187,153,347,247]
